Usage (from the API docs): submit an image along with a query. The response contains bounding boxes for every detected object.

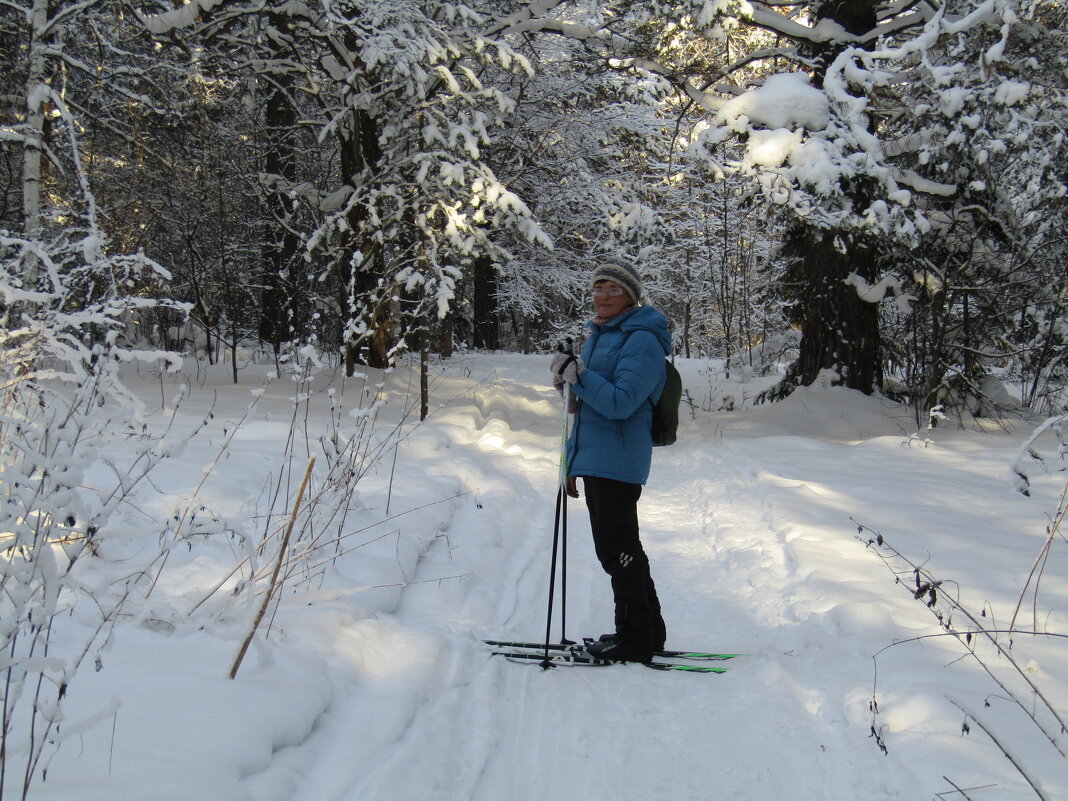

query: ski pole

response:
[558,339,574,647]
[542,338,575,667]
[541,482,564,669]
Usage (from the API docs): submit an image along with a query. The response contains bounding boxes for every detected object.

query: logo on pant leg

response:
[619,552,633,568]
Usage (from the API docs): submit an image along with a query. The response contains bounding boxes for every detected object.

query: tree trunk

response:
[420,346,429,421]
[20,0,50,289]
[440,313,454,358]
[337,106,391,373]
[258,18,302,354]
[682,249,693,358]
[785,226,881,393]
[472,255,500,350]
[230,329,239,385]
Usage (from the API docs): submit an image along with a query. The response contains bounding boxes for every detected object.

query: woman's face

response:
[592,280,633,320]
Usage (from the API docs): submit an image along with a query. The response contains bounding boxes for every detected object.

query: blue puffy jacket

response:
[566,305,671,485]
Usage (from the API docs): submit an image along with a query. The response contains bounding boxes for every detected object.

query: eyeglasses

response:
[591,286,626,298]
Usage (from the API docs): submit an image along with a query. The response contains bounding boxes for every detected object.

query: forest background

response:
[0,1,1066,797]
[3,0,1065,411]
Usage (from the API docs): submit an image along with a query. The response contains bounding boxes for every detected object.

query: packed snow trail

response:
[33,354,1066,801]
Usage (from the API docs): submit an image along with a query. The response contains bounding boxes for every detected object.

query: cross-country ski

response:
[492,649,730,674]
[483,639,742,662]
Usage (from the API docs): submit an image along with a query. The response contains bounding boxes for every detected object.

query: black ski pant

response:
[581,476,665,650]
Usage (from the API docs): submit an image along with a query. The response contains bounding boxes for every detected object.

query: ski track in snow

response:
[258,359,931,801]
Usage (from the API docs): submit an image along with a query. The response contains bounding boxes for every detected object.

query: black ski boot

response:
[598,622,665,652]
[586,636,654,663]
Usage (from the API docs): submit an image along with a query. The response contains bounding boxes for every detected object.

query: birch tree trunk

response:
[21,0,51,288]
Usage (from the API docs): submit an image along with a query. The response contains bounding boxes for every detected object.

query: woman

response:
[550,260,671,662]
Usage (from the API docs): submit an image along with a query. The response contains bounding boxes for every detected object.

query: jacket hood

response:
[590,305,671,357]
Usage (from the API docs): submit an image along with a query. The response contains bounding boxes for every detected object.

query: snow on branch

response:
[715,72,829,132]
[857,9,932,41]
[743,3,933,45]
[497,16,599,39]
[844,271,916,313]
[484,0,568,36]
[486,0,599,39]
[1011,413,1068,495]
[136,0,229,34]
[745,4,856,44]
[890,168,957,198]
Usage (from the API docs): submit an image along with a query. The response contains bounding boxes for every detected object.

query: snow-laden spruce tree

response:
[684,0,1065,402]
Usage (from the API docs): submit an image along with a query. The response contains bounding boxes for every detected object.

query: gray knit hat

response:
[590,260,645,305]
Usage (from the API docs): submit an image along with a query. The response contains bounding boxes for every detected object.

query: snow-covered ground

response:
[20,352,1068,801]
